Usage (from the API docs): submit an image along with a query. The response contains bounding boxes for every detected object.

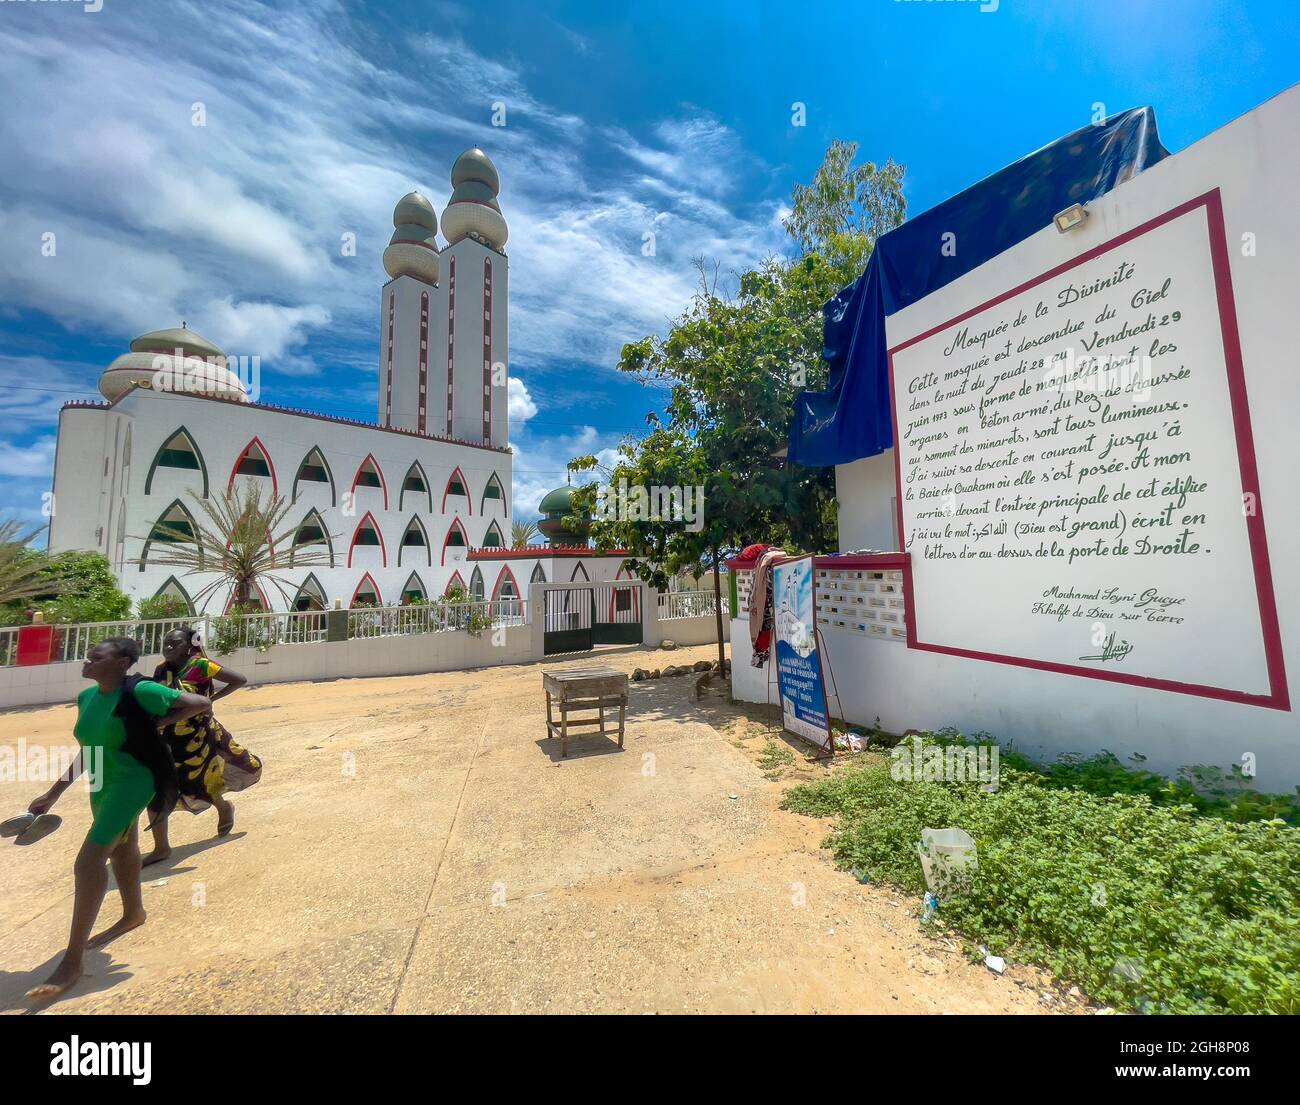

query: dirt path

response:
[0,644,1081,1013]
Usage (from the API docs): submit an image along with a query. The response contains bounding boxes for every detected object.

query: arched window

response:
[351,453,388,509]
[290,573,328,611]
[228,436,277,495]
[149,575,195,615]
[530,563,546,584]
[469,565,485,602]
[481,520,504,548]
[442,466,471,514]
[481,471,505,515]
[398,515,430,566]
[351,572,382,607]
[400,571,427,605]
[224,581,269,613]
[400,461,432,512]
[492,565,519,602]
[293,447,335,505]
[444,570,466,597]
[441,518,469,565]
[570,561,589,582]
[145,427,208,497]
[348,512,386,567]
[292,508,334,567]
[140,500,199,572]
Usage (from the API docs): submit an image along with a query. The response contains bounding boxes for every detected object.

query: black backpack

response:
[113,674,180,820]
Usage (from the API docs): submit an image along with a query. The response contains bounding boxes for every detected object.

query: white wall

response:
[50,388,516,613]
[0,623,535,711]
[741,87,1300,790]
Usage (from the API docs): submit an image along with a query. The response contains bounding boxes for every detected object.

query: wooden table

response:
[543,668,628,757]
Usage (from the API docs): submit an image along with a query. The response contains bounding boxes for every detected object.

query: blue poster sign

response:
[772,556,833,753]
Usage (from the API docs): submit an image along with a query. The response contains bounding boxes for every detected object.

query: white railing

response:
[658,589,727,620]
[348,599,526,639]
[0,600,529,666]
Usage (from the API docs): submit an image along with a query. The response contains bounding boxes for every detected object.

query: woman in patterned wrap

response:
[142,625,261,865]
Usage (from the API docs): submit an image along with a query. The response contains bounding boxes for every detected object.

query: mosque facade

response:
[47,148,628,614]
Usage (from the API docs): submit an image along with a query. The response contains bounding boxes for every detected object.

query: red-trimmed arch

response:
[351,453,389,510]
[441,465,472,514]
[441,517,469,565]
[227,435,279,496]
[347,511,387,567]
[491,564,520,602]
[444,570,467,596]
[350,572,382,607]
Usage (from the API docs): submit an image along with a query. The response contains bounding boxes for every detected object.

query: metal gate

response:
[543,583,643,655]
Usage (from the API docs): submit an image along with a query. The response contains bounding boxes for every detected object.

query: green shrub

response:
[784,758,1300,1014]
[137,593,192,621]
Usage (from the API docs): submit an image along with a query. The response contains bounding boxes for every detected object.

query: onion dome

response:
[383,190,440,283]
[100,325,247,403]
[441,148,508,250]
[537,484,590,546]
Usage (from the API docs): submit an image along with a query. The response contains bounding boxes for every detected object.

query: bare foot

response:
[141,847,172,867]
[26,957,82,1002]
[216,800,235,836]
[87,910,146,949]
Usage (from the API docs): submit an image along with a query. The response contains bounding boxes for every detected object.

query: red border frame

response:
[887,189,1288,711]
[350,453,389,511]
[227,435,278,497]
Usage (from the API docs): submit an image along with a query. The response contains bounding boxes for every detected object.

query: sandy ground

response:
[0,643,1086,1014]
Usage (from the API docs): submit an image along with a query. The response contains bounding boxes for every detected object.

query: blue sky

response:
[1,0,1297,530]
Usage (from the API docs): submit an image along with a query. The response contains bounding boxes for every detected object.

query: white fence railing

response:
[657,589,727,620]
[0,600,530,666]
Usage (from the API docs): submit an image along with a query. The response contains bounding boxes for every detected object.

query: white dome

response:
[441,201,508,249]
[383,221,440,282]
[451,148,500,193]
[100,351,248,403]
[393,191,437,232]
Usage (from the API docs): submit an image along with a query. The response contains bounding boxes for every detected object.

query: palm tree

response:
[510,519,538,548]
[0,519,60,613]
[138,482,332,611]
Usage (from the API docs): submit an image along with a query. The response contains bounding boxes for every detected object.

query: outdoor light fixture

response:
[1054,203,1088,233]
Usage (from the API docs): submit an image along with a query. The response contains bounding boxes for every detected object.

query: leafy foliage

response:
[0,519,60,621]
[784,749,1300,1013]
[136,592,192,621]
[138,481,331,610]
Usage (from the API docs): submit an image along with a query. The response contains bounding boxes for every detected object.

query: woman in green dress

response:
[24,637,210,1002]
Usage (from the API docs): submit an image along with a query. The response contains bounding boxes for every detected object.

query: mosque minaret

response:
[47,148,628,615]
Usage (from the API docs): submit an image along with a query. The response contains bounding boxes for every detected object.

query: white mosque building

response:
[47,148,629,614]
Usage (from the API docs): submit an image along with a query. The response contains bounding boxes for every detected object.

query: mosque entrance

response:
[543,583,643,654]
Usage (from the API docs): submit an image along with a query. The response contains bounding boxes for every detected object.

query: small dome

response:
[383,221,439,284]
[537,485,589,546]
[442,202,508,250]
[100,350,248,403]
[448,179,501,212]
[393,191,437,232]
[451,148,500,193]
[130,326,225,360]
[539,486,577,515]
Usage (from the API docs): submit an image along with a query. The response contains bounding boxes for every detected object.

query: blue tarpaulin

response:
[787,109,1170,468]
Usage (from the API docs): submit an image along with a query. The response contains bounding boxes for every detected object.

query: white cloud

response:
[508,376,538,425]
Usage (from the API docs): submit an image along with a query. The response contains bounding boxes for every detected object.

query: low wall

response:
[0,624,535,711]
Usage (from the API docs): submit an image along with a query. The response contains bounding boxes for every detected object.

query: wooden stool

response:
[543,668,628,757]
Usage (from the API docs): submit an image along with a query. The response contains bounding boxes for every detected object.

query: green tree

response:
[37,551,132,624]
[783,139,906,281]
[569,141,906,670]
[0,519,60,624]
[511,519,539,548]
[139,481,331,611]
